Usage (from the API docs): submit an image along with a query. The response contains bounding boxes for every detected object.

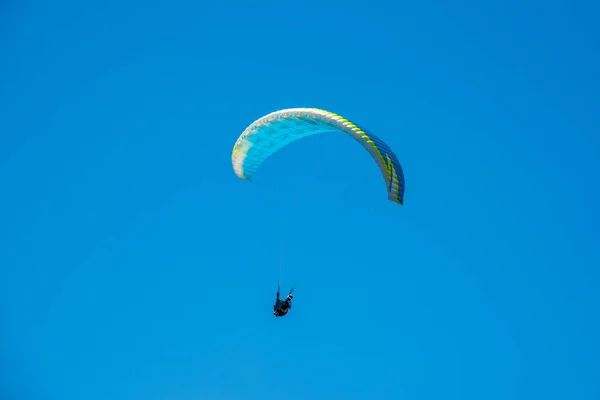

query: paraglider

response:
[231,107,405,318]
[273,285,294,317]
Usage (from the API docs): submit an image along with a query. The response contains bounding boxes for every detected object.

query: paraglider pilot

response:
[273,286,293,317]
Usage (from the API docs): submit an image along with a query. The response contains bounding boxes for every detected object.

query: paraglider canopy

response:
[231,108,405,205]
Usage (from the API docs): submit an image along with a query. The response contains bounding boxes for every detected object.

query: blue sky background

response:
[1,0,599,399]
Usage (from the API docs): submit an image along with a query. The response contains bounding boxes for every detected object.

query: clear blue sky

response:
[1,0,599,399]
